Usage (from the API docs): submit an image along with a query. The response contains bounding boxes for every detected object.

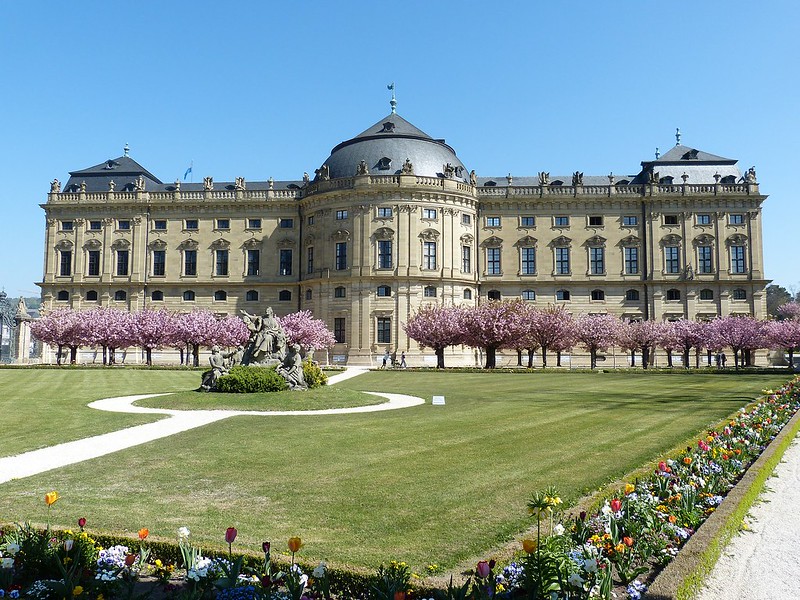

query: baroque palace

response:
[40,102,767,365]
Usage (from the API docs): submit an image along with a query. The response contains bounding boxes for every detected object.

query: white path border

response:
[0,368,423,485]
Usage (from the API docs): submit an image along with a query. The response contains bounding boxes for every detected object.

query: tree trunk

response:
[435,347,445,369]
[69,346,77,365]
[192,344,200,367]
[110,348,117,365]
[56,344,63,365]
[145,347,152,366]
[666,349,673,368]
[517,349,523,367]
[556,350,562,367]
[696,349,701,369]
[707,350,713,366]
[683,348,690,370]
[178,347,185,365]
[630,350,635,367]
[789,349,795,372]
[541,347,548,369]
[485,346,497,369]
[590,348,597,370]
[527,349,534,368]
[642,346,650,370]
[734,349,740,370]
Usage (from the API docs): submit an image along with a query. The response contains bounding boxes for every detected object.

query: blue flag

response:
[183,165,193,180]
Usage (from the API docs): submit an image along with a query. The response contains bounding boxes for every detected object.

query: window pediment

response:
[55,239,73,251]
[148,239,167,250]
[179,238,199,250]
[331,229,351,242]
[726,234,748,246]
[460,233,474,245]
[549,235,572,247]
[660,234,682,246]
[210,238,230,250]
[373,227,395,241]
[276,237,296,248]
[111,239,130,250]
[419,228,440,242]
[514,235,537,247]
[693,234,715,246]
[619,235,641,247]
[83,239,102,250]
[242,237,263,250]
[584,235,606,247]
[480,235,503,248]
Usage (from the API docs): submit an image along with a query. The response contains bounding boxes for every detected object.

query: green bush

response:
[214,366,288,393]
[303,359,328,389]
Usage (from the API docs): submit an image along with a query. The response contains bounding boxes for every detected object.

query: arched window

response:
[57,290,69,301]
[556,289,570,301]
[334,286,346,298]
[278,290,292,301]
[151,290,164,301]
[699,289,714,300]
[591,289,605,301]
[246,290,259,301]
[423,285,437,298]
[114,290,127,301]
[666,289,681,301]
[86,290,98,301]
[214,290,227,301]
[463,289,473,300]
[732,288,747,300]
[487,290,501,300]
[183,290,195,301]
[305,289,312,301]
[377,285,392,297]
[521,290,536,301]
[625,289,640,301]
[720,175,736,184]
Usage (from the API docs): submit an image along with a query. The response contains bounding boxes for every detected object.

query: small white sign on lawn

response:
[432,395,446,406]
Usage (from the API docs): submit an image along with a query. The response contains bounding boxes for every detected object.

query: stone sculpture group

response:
[200,307,307,392]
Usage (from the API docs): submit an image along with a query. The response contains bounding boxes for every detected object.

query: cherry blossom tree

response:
[661,319,705,369]
[461,300,528,368]
[132,309,178,365]
[172,310,220,367]
[617,320,661,369]
[575,314,622,369]
[78,307,136,365]
[765,319,800,370]
[777,301,800,321]
[30,308,81,364]
[213,314,250,349]
[706,315,767,369]
[524,305,577,369]
[403,305,466,368]
[277,310,336,356]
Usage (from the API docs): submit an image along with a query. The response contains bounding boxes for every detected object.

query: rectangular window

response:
[116,250,129,276]
[487,247,501,275]
[554,216,570,227]
[215,249,229,276]
[247,218,262,229]
[589,215,603,227]
[378,240,392,269]
[664,215,679,225]
[624,247,639,275]
[153,220,167,230]
[87,250,100,276]
[334,286,346,298]
[696,214,711,225]
[731,245,746,273]
[520,216,535,227]
[521,247,536,275]
[279,249,292,276]
[184,250,197,276]
[61,221,74,231]
[247,249,260,276]
[185,219,198,230]
[279,218,294,228]
[377,207,393,218]
[335,242,347,270]
[462,245,471,273]
[336,210,348,220]
[216,218,230,230]
[117,220,130,230]
[423,241,437,270]
[555,247,570,274]
[697,246,713,274]
[486,216,501,227]
[334,318,346,343]
[622,215,638,227]
[152,250,166,276]
[462,214,472,225]
[423,208,437,220]
[89,220,102,230]
[59,250,72,276]
[307,215,315,225]
[377,317,391,344]
[729,214,744,225]
[590,247,605,275]
[664,246,680,274]
[307,247,314,274]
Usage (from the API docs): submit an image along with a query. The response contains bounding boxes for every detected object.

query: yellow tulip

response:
[44,491,59,506]
[288,536,303,553]
[624,483,635,495]
[522,539,537,553]
[73,586,83,596]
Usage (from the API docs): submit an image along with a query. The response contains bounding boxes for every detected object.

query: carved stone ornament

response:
[460,233,474,245]
[619,235,641,247]
[315,164,330,181]
[108,180,116,192]
[174,179,181,191]
[50,179,61,193]
[584,235,607,247]
[648,171,659,184]
[276,238,296,248]
[356,160,369,176]
[235,177,246,191]
[330,229,351,242]
[726,234,748,246]
[418,228,440,242]
[660,234,682,246]
[514,235,538,247]
[572,171,584,186]
[80,181,87,193]
[268,177,274,189]
[693,234,715,247]
[203,177,214,191]
[179,239,199,250]
[401,158,414,175]
[373,227,395,240]
[480,235,503,248]
[303,172,310,183]
[549,235,572,247]
[442,163,456,179]
[55,239,74,251]
[135,175,146,191]
[398,204,417,213]
[111,238,131,250]
[470,170,477,186]
[74,218,85,226]
[538,172,550,185]
[148,239,168,250]
[243,237,263,249]
[83,239,103,250]
[746,166,757,183]
[210,238,231,250]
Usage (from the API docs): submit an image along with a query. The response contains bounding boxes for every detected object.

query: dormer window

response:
[550,180,564,186]
[659,176,674,185]
[377,157,392,171]
[483,181,497,187]
[681,149,699,160]
[103,160,119,170]
[380,121,395,133]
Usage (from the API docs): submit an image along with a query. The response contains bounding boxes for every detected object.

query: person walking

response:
[381,349,390,369]
[400,351,407,368]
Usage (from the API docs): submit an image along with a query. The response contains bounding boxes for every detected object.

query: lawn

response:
[0,368,789,575]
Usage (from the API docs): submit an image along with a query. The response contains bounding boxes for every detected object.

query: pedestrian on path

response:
[400,351,406,368]
[381,349,390,368]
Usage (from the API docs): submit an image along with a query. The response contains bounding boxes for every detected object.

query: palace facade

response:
[39,108,768,365]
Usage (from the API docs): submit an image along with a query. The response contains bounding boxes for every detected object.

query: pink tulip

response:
[225,527,237,544]
[610,499,622,512]
[476,560,490,578]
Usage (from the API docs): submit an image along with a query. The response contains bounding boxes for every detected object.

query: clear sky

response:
[1,1,797,298]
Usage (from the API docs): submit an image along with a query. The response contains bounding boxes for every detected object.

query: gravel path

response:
[0,368,422,484]
[697,434,800,600]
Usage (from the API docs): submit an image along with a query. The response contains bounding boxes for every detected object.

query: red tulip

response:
[476,560,490,578]
[610,499,622,512]
[262,541,271,554]
[78,518,86,529]
[125,554,136,567]
[225,527,238,544]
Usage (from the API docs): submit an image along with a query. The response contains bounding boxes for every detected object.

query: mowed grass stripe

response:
[0,369,788,572]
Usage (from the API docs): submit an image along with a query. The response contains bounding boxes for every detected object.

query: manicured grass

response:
[0,369,789,574]
[137,387,383,411]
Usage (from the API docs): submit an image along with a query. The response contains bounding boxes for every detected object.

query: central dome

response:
[317,113,469,182]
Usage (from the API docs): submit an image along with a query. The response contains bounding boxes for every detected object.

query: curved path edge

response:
[0,368,423,485]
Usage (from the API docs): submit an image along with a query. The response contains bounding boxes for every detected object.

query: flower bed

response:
[2,377,798,600]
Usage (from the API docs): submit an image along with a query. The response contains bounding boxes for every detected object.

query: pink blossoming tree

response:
[403,305,466,368]
[461,300,528,368]
[575,314,622,369]
[277,310,336,357]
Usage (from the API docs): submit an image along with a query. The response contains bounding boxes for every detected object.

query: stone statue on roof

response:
[538,172,549,185]
[235,176,246,190]
[15,297,30,320]
[746,166,757,183]
[80,180,86,193]
[356,160,369,175]
[50,179,61,193]
[470,170,477,186]
[303,172,310,183]
[135,174,146,191]
[203,177,214,191]
[572,171,583,186]
[402,158,414,175]
[315,164,330,181]
[108,179,116,191]
[443,163,456,179]
[648,170,659,184]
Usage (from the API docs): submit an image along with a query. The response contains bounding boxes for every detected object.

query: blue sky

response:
[1,1,798,298]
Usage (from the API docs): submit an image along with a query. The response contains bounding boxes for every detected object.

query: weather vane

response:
[387,82,397,114]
